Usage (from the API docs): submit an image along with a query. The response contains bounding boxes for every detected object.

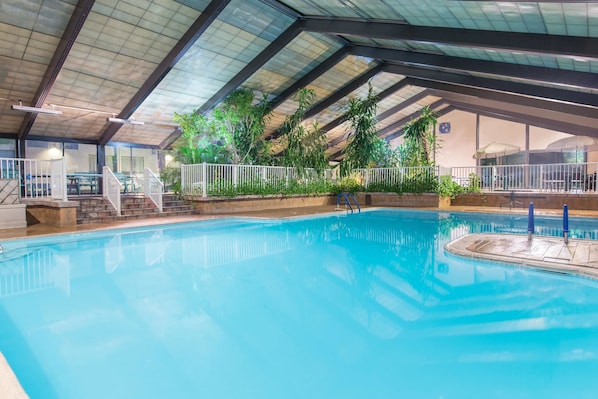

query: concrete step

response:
[75,195,198,225]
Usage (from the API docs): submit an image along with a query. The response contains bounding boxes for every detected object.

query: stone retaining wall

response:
[186,194,336,214]
[452,192,598,210]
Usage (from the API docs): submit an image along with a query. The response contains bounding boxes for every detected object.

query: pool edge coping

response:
[0,351,29,398]
[445,233,598,281]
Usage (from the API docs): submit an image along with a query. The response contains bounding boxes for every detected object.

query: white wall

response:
[409,109,588,167]
[434,111,477,167]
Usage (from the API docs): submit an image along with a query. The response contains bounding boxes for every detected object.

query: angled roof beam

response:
[159,128,183,149]
[376,89,432,122]
[198,20,303,114]
[303,63,385,120]
[268,63,385,140]
[382,105,456,143]
[99,0,232,145]
[268,47,349,111]
[384,63,598,108]
[403,77,598,120]
[327,100,450,160]
[378,99,447,138]
[324,88,431,150]
[18,0,95,140]
[257,0,302,18]
[319,78,414,134]
[301,17,598,59]
[270,77,412,155]
[381,107,458,146]
[447,100,598,137]
[349,45,598,90]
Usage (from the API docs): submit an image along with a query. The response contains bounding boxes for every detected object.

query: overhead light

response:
[11,102,62,115]
[107,117,144,125]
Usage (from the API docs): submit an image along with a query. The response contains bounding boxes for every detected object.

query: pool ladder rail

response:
[336,192,361,213]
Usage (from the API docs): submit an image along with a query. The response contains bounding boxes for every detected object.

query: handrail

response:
[337,192,361,213]
[144,168,164,212]
[0,157,67,201]
[102,166,122,215]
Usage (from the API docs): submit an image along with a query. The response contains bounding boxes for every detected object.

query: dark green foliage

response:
[401,105,439,166]
[159,165,182,195]
[279,88,327,174]
[212,88,272,164]
[342,84,379,175]
[172,113,230,164]
[206,177,334,198]
[173,88,272,165]
[436,175,464,198]
[371,137,400,167]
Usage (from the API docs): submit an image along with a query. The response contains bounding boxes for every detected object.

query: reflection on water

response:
[2,210,598,398]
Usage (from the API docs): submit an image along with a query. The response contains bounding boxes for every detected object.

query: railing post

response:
[202,162,207,198]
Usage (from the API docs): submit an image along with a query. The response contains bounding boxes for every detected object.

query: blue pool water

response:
[2,209,598,398]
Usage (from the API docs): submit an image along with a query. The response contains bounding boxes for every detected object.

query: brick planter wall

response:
[186,194,336,214]
[452,192,598,210]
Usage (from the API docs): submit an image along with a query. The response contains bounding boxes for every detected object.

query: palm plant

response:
[401,105,438,166]
[342,84,379,175]
[279,88,327,174]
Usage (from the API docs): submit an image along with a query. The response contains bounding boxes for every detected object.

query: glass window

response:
[0,139,16,158]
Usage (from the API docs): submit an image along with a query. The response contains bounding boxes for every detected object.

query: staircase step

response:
[74,195,198,225]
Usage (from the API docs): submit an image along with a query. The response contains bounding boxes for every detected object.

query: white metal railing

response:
[0,157,67,201]
[180,161,598,197]
[181,163,334,197]
[353,165,439,192]
[102,166,123,215]
[451,162,598,193]
[144,168,164,212]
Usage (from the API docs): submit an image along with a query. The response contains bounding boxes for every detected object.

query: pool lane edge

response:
[445,233,598,281]
[0,352,29,398]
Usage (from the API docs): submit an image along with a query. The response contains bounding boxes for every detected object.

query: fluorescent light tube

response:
[11,104,62,115]
[107,117,144,125]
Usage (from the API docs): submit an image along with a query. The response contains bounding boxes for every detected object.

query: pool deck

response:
[0,353,27,399]
[446,233,598,280]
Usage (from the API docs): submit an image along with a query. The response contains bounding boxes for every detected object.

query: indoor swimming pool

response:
[1,209,598,398]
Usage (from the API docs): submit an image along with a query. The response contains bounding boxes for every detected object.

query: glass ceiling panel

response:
[31,0,203,139]
[431,43,598,75]
[0,1,73,135]
[377,95,441,132]
[264,55,375,134]
[0,0,74,36]
[304,55,375,100]
[342,34,598,75]
[243,32,343,98]
[376,86,427,119]
[132,0,295,132]
[282,0,595,37]
[278,0,361,18]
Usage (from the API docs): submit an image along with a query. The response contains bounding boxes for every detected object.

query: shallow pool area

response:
[2,209,598,398]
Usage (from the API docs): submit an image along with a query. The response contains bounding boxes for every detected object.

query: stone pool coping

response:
[445,233,598,280]
[0,352,28,398]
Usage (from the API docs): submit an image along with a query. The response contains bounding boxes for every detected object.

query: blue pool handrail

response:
[337,192,361,213]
